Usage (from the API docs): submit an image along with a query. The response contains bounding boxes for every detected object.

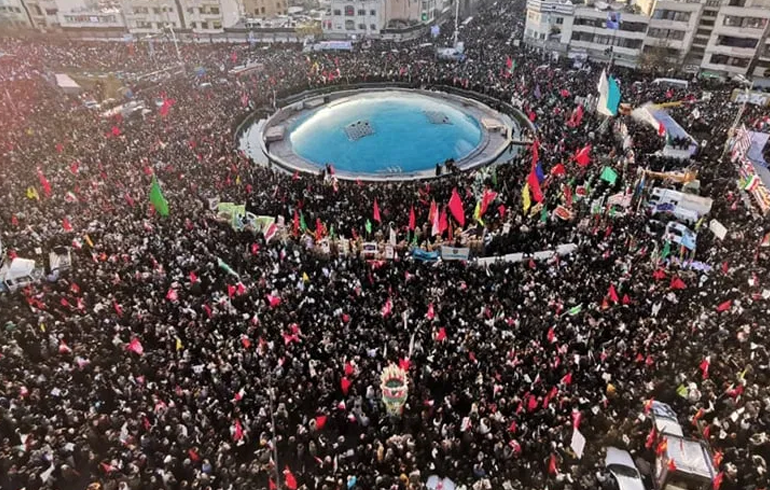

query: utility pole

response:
[167,24,182,63]
[453,0,460,48]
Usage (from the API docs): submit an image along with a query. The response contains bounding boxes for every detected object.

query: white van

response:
[647,187,713,217]
[0,258,39,293]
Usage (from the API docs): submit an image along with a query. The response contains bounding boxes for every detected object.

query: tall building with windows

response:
[323,0,385,37]
[120,0,241,34]
[0,0,32,27]
[525,0,770,78]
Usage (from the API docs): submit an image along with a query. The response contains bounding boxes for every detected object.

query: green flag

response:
[600,166,618,185]
[566,304,583,316]
[540,207,548,223]
[365,219,372,234]
[661,241,671,260]
[329,225,335,239]
[217,257,240,279]
[300,212,307,232]
[491,166,498,188]
[149,176,169,216]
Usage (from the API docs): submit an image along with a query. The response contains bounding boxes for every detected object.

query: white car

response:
[606,447,646,490]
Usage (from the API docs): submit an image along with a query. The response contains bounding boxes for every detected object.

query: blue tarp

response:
[412,248,440,262]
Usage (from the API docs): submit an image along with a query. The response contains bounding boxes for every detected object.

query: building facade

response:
[241,0,286,18]
[0,0,32,27]
[323,0,385,37]
[525,0,770,77]
[120,0,240,34]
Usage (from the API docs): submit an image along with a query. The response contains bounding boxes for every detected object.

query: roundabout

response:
[241,87,522,181]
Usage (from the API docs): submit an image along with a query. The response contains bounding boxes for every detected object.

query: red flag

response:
[233,419,243,441]
[427,303,435,320]
[560,372,572,385]
[436,327,447,342]
[438,208,448,235]
[111,126,121,137]
[188,449,200,461]
[70,161,79,174]
[622,294,631,305]
[716,299,732,312]
[498,204,506,217]
[166,288,178,302]
[341,377,351,395]
[658,121,666,137]
[571,409,582,430]
[699,357,710,379]
[241,335,251,349]
[574,145,591,167]
[713,450,723,468]
[653,268,667,280]
[127,338,144,355]
[608,284,619,303]
[531,139,540,166]
[547,326,556,343]
[448,188,465,227]
[373,199,381,223]
[37,169,52,197]
[480,189,498,216]
[645,427,656,448]
[315,415,327,430]
[267,294,281,308]
[113,300,123,317]
[399,357,411,371]
[527,170,544,203]
[189,270,198,283]
[550,163,566,177]
[527,395,538,412]
[236,282,246,296]
[667,459,677,472]
[269,478,277,490]
[656,437,668,456]
[713,471,724,490]
[227,285,236,298]
[62,217,73,232]
[670,277,687,290]
[548,453,558,475]
[284,466,298,490]
[293,209,299,237]
[409,205,416,231]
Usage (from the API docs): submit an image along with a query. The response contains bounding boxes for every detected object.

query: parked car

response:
[605,447,646,490]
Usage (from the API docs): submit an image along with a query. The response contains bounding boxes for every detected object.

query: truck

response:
[647,188,713,218]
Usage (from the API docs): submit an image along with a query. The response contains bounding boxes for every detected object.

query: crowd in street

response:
[1,1,770,489]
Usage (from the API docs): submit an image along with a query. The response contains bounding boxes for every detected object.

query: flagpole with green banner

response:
[149,175,169,216]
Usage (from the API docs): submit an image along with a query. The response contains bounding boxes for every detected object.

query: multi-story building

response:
[322,0,439,38]
[120,0,240,34]
[323,0,385,37]
[525,0,770,78]
[57,7,126,30]
[242,0,286,18]
[0,0,32,27]
[22,0,61,27]
[120,0,184,33]
[524,0,649,67]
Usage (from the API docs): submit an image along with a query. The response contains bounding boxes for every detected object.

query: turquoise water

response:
[288,91,483,174]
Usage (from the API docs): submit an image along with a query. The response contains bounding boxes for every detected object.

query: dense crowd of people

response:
[1,1,770,489]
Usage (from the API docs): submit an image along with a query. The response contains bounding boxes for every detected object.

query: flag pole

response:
[263,359,281,487]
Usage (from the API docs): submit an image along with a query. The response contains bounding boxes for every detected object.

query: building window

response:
[137,20,152,28]
[717,35,758,48]
[345,19,355,29]
[333,9,341,15]
[211,6,219,14]
[358,23,365,29]
[728,0,746,6]
[153,7,160,14]
[190,21,196,28]
[745,17,768,29]
[46,8,57,15]
[555,17,563,24]
[344,5,354,16]
[200,21,208,29]
[370,9,376,15]
[133,7,149,14]
[358,9,366,15]
[370,23,376,30]
[213,20,222,28]
[700,19,714,26]
[710,54,728,64]
[187,7,194,13]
